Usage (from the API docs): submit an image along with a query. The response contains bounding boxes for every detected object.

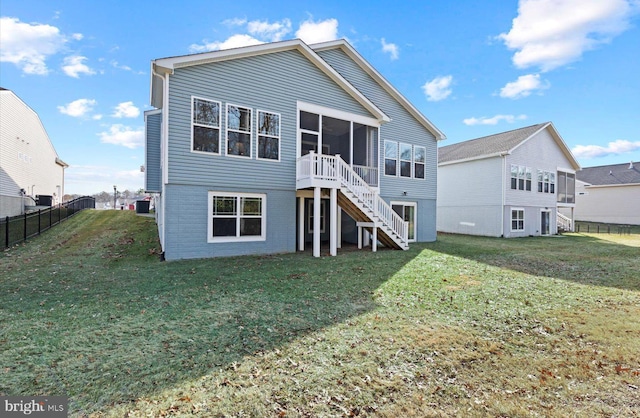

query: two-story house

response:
[145,39,444,260]
[0,88,68,218]
[437,122,580,237]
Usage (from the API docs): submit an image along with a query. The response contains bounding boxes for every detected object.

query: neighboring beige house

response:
[572,161,640,225]
[437,122,581,237]
[0,88,68,217]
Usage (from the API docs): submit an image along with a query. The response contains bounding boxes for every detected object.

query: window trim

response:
[207,192,266,243]
[256,109,281,162]
[511,208,525,232]
[191,96,221,155]
[399,143,413,178]
[226,103,253,159]
[510,164,531,191]
[537,169,556,194]
[384,140,398,177]
[414,145,426,179]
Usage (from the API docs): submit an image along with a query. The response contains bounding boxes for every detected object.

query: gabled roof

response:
[577,161,640,186]
[150,39,389,123]
[311,40,446,141]
[438,122,580,170]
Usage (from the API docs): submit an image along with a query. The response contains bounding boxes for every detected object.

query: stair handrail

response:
[557,211,572,231]
[335,156,408,245]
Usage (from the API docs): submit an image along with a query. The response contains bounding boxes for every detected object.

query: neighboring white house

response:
[437,122,580,237]
[0,88,68,218]
[572,161,640,225]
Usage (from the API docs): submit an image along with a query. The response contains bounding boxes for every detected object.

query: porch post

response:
[298,197,305,251]
[372,226,377,252]
[357,225,362,249]
[337,207,342,249]
[313,187,321,257]
[330,188,337,256]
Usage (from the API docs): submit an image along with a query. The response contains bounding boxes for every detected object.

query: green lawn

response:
[1,210,638,417]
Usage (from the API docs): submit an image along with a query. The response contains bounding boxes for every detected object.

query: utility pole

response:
[113,185,117,210]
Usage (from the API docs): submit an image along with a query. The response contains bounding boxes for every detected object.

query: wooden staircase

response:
[298,151,409,251]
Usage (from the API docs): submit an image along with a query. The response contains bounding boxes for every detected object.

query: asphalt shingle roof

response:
[438,122,549,164]
[577,162,640,185]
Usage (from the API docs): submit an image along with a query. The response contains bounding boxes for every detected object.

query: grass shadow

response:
[0,210,421,415]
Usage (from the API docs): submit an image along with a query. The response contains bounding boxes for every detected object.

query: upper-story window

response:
[510,165,531,191]
[537,170,555,194]
[257,110,280,161]
[384,140,398,176]
[414,146,426,179]
[400,143,412,177]
[227,104,252,158]
[192,97,221,154]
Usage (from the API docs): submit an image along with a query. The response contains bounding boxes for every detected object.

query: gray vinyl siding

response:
[145,110,162,192]
[163,184,296,260]
[503,205,555,238]
[437,157,504,236]
[315,48,438,201]
[165,49,373,191]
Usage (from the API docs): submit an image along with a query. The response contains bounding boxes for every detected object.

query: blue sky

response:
[1,0,639,195]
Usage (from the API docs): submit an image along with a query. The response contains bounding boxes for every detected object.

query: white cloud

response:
[189,34,263,53]
[498,0,637,71]
[223,18,248,27]
[422,75,453,101]
[112,101,140,118]
[0,17,67,75]
[381,38,399,60]
[58,98,97,117]
[499,73,550,99]
[247,19,292,42]
[295,18,339,44]
[98,124,144,149]
[463,114,528,126]
[572,139,640,158]
[62,55,95,78]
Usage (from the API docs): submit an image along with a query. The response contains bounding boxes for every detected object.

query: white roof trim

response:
[438,151,509,166]
[150,39,389,123]
[311,40,446,141]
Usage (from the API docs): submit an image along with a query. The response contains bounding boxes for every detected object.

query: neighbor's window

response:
[257,110,280,161]
[192,97,221,154]
[384,140,398,176]
[537,170,555,194]
[511,209,524,231]
[209,192,265,242]
[414,146,426,179]
[227,104,252,157]
[510,165,531,191]
[400,143,412,178]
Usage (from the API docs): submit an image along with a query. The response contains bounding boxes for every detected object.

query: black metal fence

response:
[575,222,636,235]
[1,196,95,250]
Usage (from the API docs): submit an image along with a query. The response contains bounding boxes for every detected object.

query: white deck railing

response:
[297,151,408,246]
[353,165,378,187]
[557,211,573,232]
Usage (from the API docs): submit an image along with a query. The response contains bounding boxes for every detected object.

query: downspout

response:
[501,154,506,237]
[151,64,170,252]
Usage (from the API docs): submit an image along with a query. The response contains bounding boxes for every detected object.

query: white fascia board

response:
[312,40,446,141]
[150,39,388,124]
[585,183,640,189]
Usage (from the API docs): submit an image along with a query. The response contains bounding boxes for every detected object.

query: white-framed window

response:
[208,192,266,242]
[511,208,525,231]
[510,165,531,191]
[400,143,412,178]
[384,140,398,176]
[537,170,555,194]
[391,201,417,242]
[257,110,280,161]
[192,97,221,154]
[414,146,426,179]
[226,104,252,158]
[307,200,326,234]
